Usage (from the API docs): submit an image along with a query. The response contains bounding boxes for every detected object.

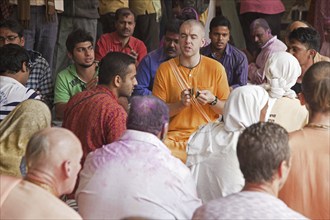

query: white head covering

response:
[187,85,269,202]
[224,85,269,132]
[264,51,301,99]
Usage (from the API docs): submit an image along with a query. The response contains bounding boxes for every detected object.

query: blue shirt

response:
[133,47,169,96]
[200,43,248,89]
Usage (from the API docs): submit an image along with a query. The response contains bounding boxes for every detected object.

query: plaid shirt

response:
[26,50,54,108]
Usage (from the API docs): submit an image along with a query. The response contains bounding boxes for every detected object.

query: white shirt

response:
[76,130,201,220]
[193,191,307,219]
[0,76,40,121]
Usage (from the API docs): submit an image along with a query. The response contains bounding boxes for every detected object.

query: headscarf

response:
[224,85,269,132]
[186,85,269,202]
[0,100,51,177]
[264,51,301,99]
[187,85,269,163]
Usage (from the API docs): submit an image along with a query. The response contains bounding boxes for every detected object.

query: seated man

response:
[0,44,40,121]
[54,29,98,120]
[152,19,230,162]
[201,15,248,90]
[0,127,83,219]
[248,18,287,84]
[287,27,330,94]
[0,19,53,108]
[95,7,147,64]
[193,122,307,219]
[76,96,201,219]
[63,52,137,163]
[133,18,181,95]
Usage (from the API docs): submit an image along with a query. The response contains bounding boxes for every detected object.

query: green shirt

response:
[54,64,98,104]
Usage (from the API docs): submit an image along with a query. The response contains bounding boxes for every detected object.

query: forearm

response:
[168,101,186,117]
[55,102,67,120]
[210,99,226,115]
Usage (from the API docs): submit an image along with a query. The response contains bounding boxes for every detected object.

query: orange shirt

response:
[153,56,230,161]
[279,127,330,219]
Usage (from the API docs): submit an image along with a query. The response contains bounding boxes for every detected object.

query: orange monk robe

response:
[279,127,330,219]
[153,56,230,162]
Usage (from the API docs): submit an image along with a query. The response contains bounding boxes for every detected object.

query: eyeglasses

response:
[0,35,19,42]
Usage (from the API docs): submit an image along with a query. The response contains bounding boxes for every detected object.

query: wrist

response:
[209,96,218,106]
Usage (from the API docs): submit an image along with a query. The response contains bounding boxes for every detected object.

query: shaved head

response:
[181,19,205,38]
[26,127,83,195]
[26,127,81,168]
[287,20,310,33]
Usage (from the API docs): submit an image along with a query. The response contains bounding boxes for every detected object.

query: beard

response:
[77,62,94,68]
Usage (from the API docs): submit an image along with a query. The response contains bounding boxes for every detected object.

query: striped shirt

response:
[0,76,41,121]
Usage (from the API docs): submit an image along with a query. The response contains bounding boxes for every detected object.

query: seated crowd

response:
[0,5,329,220]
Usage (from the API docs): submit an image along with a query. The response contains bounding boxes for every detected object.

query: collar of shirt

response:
[112,31,134,49]
[0,75,25,87]
[262,36,278,49]
[120,129,171,154]
[94,85,118,100]
[201,43,232,59]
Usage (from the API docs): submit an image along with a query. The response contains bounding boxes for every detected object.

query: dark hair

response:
[115,7,135,21]
[0,19,24,37]
[289,27,321,51]
[302,61,330,114]
[237,122,290,183]
[164,18,181,34]
[98,52,135,85]
[0,43,29,74]
[66,29,94,54]
[210,15,231,31]
[127,96,169,136]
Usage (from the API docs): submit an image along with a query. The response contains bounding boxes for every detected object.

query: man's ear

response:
[277,159,290,179]
[160,122,169,141]
[201,37,206,47]
[298,92,306,106]
[309,49,317,59]
[63,160,71,178]
[20,36,25,47]
[114,75,122,88]
[67,52,73,60]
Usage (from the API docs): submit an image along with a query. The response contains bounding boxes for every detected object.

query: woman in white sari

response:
[264,51,308,132]
[186,85,269,203]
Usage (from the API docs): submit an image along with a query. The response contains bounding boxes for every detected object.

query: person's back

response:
[0,99,51,177]
[63,52,137,163]
[76,96,201,219]
[193,122,307,220]
[0,44,40,121]
[187,85,269,203]
[0,19,54,108]
[279,62,330,219]
[264,51,308,132]
[0,175,82,220]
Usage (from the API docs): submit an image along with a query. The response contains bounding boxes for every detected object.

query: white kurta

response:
[76,130,201,219]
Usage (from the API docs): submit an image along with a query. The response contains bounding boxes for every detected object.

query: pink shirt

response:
[248,36,287,84]
[240,0,285,15]
[95,31,147,64]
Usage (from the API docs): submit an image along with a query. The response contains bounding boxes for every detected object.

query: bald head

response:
[287,20,310,33]
[26,127,83,195]
[26,127,82,168]
[181,19,205,38]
